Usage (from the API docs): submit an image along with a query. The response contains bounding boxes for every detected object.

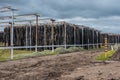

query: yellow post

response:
[104,37,108,58]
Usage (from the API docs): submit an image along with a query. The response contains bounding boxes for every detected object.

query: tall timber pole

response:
[35,15,39,52]
[74,25,76,47]
[50,19,55,52]
[93,29,95,48]
[26,26,28,50]
[82,27,84,48]
[44,24,47,50]
[87,28,90,50]
[97,32,99,48]
[64,22,67,49]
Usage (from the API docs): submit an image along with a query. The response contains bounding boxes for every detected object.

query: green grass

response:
[96,50,116,60]
[0,46,102,61]
[0,49,34,61]
[0,47,85,61]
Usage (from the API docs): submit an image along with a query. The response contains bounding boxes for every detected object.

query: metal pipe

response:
[0,43,103,49]
[29,21,32,52]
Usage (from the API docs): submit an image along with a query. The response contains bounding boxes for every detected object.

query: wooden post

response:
[74,25,76,47]
[29,21,32,52]
[35,15,39,52]
[44,24,47,50]
[93,29,95,48]
[88,28,90,50]
[50,19,55,52]
[64,22,67,49]
[82,27,84,48]
[97,32,99,48]
[26,26,28,50]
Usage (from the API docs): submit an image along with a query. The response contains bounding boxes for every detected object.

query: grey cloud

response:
[1,0,120,18]
[0,0,120,33]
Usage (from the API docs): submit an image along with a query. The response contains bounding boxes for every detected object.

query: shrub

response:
[67,47,84,52]
[54,47,68,54]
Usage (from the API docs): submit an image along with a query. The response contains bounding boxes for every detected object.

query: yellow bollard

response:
[104,38,108,58]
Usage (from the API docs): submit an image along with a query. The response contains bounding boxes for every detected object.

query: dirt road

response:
[0,50,120,80]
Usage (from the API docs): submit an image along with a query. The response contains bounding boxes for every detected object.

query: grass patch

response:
[0,47,85,61]
[96,50,116,60]
[67,47,84,52]
[0,49,34,61]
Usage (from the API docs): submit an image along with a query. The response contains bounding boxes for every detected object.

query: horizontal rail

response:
[0,43,115,50]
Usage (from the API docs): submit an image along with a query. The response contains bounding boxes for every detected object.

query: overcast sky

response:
[0,0,120,33]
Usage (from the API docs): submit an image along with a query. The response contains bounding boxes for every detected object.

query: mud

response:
[0,50,120,80]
